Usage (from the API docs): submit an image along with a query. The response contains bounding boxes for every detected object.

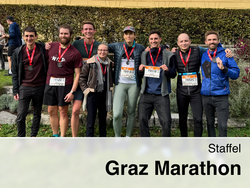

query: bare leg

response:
[71,100,82,137]
[48,106,59,134]
[59,106,69,137]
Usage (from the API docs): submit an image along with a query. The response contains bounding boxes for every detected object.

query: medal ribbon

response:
[84,39,94,59]
[207,49,217,61]
[149,47,161,66]
[96,56,107,76]
[179,48,191,67]
[123,43,135,62]
[26,44,36,66]
[58,43,71,62]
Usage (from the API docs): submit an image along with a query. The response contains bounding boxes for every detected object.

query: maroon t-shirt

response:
[22,45,46,87]
[46,42,82,85]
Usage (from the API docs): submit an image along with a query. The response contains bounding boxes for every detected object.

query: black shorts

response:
[43,84,73,106]
[73,85,84,101]
[8,45,18,57]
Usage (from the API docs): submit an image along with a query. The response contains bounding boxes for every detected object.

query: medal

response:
[58,43,71,67]
[123,43,135,64]
[96,56,107,82]
[28,65,33,71]
[179,48,191,67]
[149,47,161,66]
[26,44,36,71]
[84,39,94,59]
[207,49,217,62]
[57,62,63,68]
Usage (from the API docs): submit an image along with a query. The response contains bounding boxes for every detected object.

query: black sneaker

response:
[4,72,12,76]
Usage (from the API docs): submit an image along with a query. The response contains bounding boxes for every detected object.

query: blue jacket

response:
[108,41,145,87]
[201,43,240,96]
[7,22,22,47]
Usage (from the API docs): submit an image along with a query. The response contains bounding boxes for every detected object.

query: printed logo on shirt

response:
[51,56,65,62]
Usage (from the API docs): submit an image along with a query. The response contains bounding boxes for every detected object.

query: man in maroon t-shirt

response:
[12,26,47,137]
[43,24,82,137]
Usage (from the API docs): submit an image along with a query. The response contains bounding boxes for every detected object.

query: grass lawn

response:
[0,70,12,89]
[0,119,249,137]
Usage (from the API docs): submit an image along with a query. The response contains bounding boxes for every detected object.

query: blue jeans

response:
[138,93,171,137]
[202,95,229,137]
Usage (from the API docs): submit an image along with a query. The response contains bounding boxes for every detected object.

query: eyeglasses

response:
[97,49,108,52]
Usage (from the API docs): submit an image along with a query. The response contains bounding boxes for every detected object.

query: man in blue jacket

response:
[201,30,240,137]
[2,16,22,76]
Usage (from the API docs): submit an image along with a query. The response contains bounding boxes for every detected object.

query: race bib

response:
[144,66,160,78]
[120,59,135,78]
[182,74,198,86]
[49,77,66,86]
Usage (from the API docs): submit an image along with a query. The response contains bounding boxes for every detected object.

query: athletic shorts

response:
[73,86,84,101]
[8,45,18,57]
[43,84,73,106]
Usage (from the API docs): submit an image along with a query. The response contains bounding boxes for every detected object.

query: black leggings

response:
[177,92,203,137]
[0,45,4,69]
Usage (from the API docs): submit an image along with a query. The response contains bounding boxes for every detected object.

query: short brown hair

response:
[81,21,96,30]
[59,24,73,36]
[23,26,37,36]
[205,30,219,40]
[149,30,161,38]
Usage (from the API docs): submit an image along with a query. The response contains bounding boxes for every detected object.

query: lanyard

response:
[58,43,70,62]
[179,48,191,67]
[97,56,107,76]
[149,47,161,66]
[26,44,36,66]
[207,49,217,61]
[84,39,94,59]
[123,43,135,61]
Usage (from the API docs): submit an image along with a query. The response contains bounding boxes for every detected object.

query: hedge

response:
[0,5,250,47]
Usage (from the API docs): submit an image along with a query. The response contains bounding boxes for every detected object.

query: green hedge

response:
[0,5,250,47]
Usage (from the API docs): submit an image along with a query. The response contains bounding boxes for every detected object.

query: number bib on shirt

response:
[144,66,160,78]
[49,77,66,86]
[182,74,198,86]
[120,59,135,78]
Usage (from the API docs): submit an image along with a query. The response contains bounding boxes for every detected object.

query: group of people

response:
[4,16,240,137]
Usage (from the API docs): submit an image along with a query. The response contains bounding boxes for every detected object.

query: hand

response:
[14,94,19,101]
[64,93,74,102]
[45,41,52,50]
[225,48,233,58]
[216,57,224,70]
[145,46,150,52]
[80,36,84,40]
[139,64,146,71]
[160,64,169,71]
[171,47,178,53]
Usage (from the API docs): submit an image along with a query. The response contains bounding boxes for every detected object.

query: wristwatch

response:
[70,90,75,95]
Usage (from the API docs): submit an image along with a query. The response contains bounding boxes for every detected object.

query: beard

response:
[208,43,218,50]
[59,37,71,45]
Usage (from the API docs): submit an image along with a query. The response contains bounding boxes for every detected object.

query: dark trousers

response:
[177,92,203,137]
[0,45,4,69]
[86,91,107,137]
[202,95,229,137]
[139,93,171,137]
[17,85,45,137]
